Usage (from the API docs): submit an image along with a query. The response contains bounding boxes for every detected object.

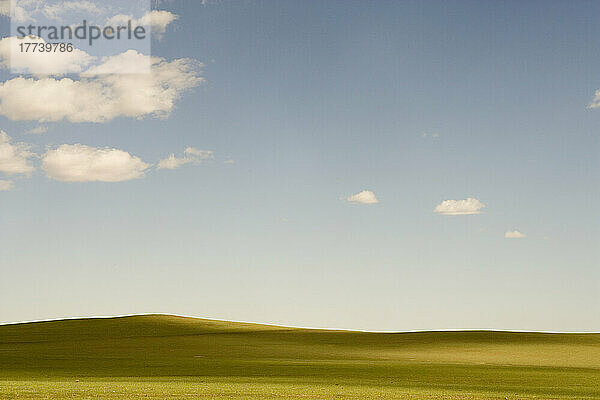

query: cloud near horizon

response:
[505,230,527,239]
[345,190,379,205]
[42,144,150,182]
[434,197,486,215]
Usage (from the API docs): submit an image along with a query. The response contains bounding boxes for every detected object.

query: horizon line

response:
[1,312,598,334]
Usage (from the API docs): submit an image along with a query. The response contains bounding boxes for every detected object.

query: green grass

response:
[1,315,599,399]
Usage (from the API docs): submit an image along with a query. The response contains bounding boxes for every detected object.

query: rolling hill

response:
[1,314,599,399]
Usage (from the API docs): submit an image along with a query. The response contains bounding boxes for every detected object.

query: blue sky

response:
[0,0,598,331]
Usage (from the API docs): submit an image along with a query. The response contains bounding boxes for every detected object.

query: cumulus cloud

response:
[157,146,214,170]
[434,197,485,215]
[107,10,178,38]
[0,36,95,75]
[0,179,14,191]
[345,190,379,205]
[0,130,35,175]
[505,230,526,239]
[42,144,150,182]
[0,50,203,122]
[82,49,151,75]
[142,10,178,36]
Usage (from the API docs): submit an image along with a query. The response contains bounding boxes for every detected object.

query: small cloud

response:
[42,144,150,182]
[0,179,14,191]
[505,230,526,239]
[157,154,190,170]
[434,197,485,215]
[588,90,600,109]
[106,10,178,39]
[0,130,35,175]
[157,147,214,170]
[224,159,235,164]
[143,10,178,38]
[184,147,213,160]
[25,125,48,135]
[346,190,379,205]
[0,1,7,17]
[42,1,105,21]
[0,0,32,23]
[422,132,440,138]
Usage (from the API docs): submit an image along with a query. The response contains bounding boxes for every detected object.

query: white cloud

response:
[0,0,33,23]
[143,10,178,36]
[0,179,14,191]
[0,0,9,17]
[82,49,151,75]
[0,50,203,122]
[106,10,178,38]
[505,230,526,239]
[588,90,600,109]
[157,146,214,170]
[42,144,150,182]
[0,130,35,175]
[434,197,485,215]
[42,0,104,20]
[25,125,47,134]
[0,36,95,75]
[346,190,379,205]
[224,159,235,164]
[157,154,189,170]
[1,0,107,23]
[184,146,213,160]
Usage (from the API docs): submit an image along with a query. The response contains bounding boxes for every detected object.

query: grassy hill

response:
[1,314,599,399]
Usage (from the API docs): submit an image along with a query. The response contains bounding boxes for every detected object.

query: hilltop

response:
[1,314,599,399]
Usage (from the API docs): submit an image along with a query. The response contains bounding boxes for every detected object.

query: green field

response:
[1,315,599,399]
